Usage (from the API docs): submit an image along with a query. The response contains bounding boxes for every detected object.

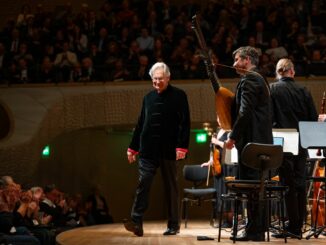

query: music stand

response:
[299,121,326,239]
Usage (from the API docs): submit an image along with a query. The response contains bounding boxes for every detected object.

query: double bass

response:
[191,15,234,131]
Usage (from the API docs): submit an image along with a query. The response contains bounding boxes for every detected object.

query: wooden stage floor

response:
[56,220,326,245]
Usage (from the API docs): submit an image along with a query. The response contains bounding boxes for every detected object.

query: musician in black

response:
[224,46,273,241]
[123,62,190,237]
[270,58,318,238]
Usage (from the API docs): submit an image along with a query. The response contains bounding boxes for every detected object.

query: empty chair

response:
[181,164,217,228]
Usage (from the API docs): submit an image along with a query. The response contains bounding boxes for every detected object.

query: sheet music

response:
[273,128,299,155]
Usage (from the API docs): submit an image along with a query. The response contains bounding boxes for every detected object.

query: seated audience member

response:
[87,185,113,225]
[125,40,141,71]
[181,53,206,79]
[109,58,130,82]
[54,41,78,82]
[88,44,107,80]
[130,55,151,81]
[136,27,154,56]
[247,36,262,56]
[68,25,88,59]
[105,41,120,70]
[5,61,21,84]
[13,43,34,67]
[265,37,288,62]
[0,183,41,245]
[16,58,35,83]
[14,190,55,245]
[260,53,275,77]
[69,62,82,82]
[39,184,69,233]
[38,56,57,83]
[65,194,85,227]
[80,57,98,82]
[307,49,326,76]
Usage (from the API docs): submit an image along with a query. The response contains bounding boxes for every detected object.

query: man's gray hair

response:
[149,62,171,78]
[232,46,260,66]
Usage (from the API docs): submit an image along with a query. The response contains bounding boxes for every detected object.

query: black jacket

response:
[229,71,273,153]
[270,77,318,129]
[129,84,190,160]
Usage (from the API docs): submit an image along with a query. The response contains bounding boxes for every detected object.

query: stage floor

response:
[56,220,326,245]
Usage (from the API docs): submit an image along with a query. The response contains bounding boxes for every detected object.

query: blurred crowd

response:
[0,0,325,84]
[0,176,113,245]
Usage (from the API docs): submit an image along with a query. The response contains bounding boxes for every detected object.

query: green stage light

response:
[42,145,50,157]
[196,132,207,143]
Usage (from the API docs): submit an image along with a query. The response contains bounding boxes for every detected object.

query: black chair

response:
[217,143,288,243]
[181,164,217,228]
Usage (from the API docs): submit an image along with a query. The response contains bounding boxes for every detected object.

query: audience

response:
[0,0,326,83]
[0,176,115,245]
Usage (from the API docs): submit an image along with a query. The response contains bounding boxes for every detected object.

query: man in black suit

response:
[270,58,318,238]
[224,46,273,241]
[124,62,190,237]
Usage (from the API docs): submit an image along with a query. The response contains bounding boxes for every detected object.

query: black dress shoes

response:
[163,227,180,235]
[123,219,143,237]
[230,231,265,241]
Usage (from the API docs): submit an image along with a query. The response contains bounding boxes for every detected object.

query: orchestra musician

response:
[224,46,273,241]
[270,58,318,238]
[200,118,237,228]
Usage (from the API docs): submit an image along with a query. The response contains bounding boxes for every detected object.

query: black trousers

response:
[238,154,267,235]
[131,158,179,228]
[279,149,307,232]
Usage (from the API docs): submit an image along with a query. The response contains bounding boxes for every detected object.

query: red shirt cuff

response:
[127,148,139,155]
[176,148,188,153]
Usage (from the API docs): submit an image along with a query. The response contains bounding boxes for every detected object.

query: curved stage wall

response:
[0,78,325,221]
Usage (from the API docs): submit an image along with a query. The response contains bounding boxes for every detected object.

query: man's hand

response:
[127,151,136,164]
[224,138,235,150]
[176,150,186,160]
